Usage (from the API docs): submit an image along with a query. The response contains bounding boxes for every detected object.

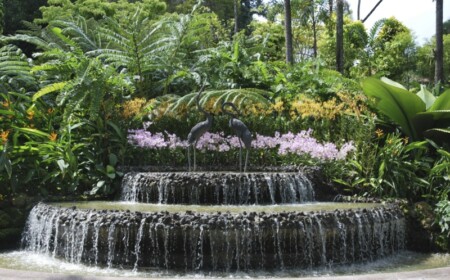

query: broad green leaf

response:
[108,153,118,166]
[416,85,436,110]
[363,77,425,140]
[107,121,124,140]
[106,165,116,179]
[380,77,407,90]
[430,89,450,111]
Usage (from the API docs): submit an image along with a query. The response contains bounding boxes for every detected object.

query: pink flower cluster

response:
[127,128,355,161]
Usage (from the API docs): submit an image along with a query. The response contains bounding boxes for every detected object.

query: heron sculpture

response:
[222,102,252,172]
[187,85,212,171]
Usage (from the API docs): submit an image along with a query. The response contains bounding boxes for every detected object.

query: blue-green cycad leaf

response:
[363,77,425,140]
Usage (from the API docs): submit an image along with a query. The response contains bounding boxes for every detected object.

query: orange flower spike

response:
[1,100,10,108]
[375,129,384,138]
[49,132,58,142]
[27,111,35,120]
[1,130,10,144]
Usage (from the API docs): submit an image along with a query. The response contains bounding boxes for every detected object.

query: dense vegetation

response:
[0,0,449,248]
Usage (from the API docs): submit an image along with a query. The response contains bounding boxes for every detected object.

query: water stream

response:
[1,170,429,276]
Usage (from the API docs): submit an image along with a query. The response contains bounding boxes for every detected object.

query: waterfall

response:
[120,172,315,205]
[22,202,406,271]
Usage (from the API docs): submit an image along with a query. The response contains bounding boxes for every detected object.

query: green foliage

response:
[416,34,450,85]
[335,133,430,200]
[37,0,167,25]
[0,0,4,34]
[0,45,36,92]
[435,199,450,237]
[363,77,450,142]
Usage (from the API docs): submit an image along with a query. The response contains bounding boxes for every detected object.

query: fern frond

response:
[32,82,68,101]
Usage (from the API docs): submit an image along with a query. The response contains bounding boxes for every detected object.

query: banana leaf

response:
[416,85,436,110]
[363,77,425,140]
[430,89,450,111]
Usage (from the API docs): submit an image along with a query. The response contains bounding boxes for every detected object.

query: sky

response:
[346,0,450,45]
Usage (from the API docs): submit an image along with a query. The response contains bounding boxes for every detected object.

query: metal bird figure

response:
[187,85,212,171]
[222,102,252,172]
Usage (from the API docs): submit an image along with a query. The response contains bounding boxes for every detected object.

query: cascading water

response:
[120,172,315,204]
[20,171,407,273]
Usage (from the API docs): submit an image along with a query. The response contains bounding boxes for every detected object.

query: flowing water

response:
[2,170,434,276]
[20,201,406,271]
[1,250,450,278]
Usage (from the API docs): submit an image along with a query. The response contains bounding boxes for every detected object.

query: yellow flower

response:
[49,132,57,142]
[272,100,284,114]
[1,100,10,108]
[122,98,147,119]
[1,130,10,144]
[375,129,384,138]
[27,111,35,120]
[403,137,409,145]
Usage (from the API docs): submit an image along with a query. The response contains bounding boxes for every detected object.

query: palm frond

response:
[164,88,271,115]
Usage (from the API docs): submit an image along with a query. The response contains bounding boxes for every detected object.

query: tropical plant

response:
[0,45,37,93]
[334,133,430,200]
[362,77,450,142]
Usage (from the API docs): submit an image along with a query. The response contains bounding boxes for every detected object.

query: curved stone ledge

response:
[23,202,406,271]
[121,172,316,205]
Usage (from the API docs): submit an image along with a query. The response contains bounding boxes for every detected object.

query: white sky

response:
[347,0,450,45]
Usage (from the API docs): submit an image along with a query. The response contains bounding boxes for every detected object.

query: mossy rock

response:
[3,208,27,228]
[0,228,22,250]
[0,210,13,228]
[412,201,438,231]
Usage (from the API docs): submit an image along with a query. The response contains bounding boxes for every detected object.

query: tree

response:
[444,19,450,35]
[284,0,293,64]
[0,0,4,34]
[336,0,344,73]
[37,0,167,25]
[370,17,416,84]
[435,0,444,85]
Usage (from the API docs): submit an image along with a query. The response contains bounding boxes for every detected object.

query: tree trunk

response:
[357,0,361,20]
[435,0,444,85]
[312,1,318,58]
[234,0,239,35]
[336,0,344,74]
[284,0,294,64]
[329,0,333,17]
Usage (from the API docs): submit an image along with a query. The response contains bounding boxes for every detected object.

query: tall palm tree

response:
[336,0,344,73]
[435,0,444,85]
[284,0,294,64]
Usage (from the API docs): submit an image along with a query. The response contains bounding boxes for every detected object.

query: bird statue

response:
[187,85,212,171]
[222,102,252,172]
